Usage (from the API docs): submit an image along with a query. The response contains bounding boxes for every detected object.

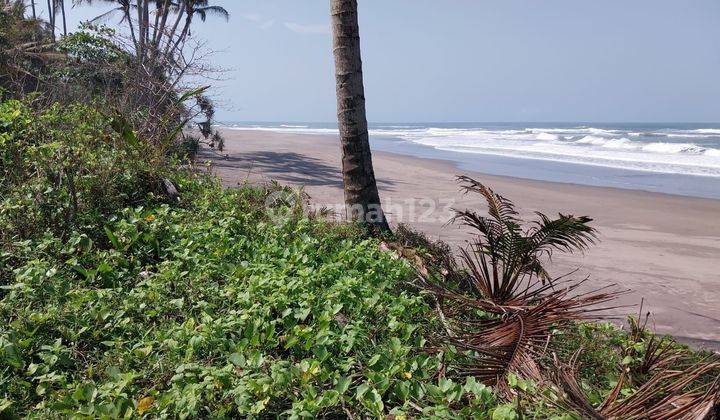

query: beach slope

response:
[202,129,720,349]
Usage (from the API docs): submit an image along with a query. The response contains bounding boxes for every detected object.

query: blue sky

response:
[63,0,720,122]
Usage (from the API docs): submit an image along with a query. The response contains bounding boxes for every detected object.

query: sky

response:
[58,0,720,123]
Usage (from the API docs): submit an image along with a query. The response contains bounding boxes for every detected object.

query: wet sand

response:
[201,129,720,351]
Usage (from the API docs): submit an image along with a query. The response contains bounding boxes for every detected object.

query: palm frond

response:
[457,175,519,225]
[550,355,720,420]
[194,4,227,22]
[528,212,597,258]
[452,177,599,303]
[419,264,621,391]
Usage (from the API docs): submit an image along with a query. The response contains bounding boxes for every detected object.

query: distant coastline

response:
[219,122,720,199]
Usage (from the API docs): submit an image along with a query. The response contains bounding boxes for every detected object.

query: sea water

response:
[220,122,720,199]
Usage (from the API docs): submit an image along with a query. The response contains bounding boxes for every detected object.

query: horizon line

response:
[218,120,720,126]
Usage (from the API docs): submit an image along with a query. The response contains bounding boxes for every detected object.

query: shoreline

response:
[220,126,720,200]
[203,129,720,351]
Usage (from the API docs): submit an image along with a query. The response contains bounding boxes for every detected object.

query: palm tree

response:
[56,0,66,36]
[74,0,227,65]
[45,0,53,39]
[165,0,228,60]
[415,177,617,392]
[330,0,389,231]
[450,175,598,305]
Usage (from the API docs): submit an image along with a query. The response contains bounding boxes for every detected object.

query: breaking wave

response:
[219,123,720,177]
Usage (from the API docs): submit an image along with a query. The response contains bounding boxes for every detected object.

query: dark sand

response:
[201,129,720,351]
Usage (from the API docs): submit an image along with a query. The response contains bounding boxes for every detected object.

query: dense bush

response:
[1,99,716,418]
[0,99,177,244]
[0,99,504,417]
[0,176,510,417]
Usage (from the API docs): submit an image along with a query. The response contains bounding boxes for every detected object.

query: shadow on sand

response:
[199,149,396,191]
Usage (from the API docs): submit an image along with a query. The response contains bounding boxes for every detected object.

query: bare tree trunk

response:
[123,3,139,53]
[151,0,165,50]
[30,0,36,20]
[169,5,193,60]
[330,0,389,231]
[143,0,150,50]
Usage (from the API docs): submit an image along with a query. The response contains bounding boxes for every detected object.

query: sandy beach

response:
[202,129,720,350]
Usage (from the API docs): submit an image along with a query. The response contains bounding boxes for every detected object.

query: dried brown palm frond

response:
[434,279,621,387]
[452,176,597,305]
[414,178,624,391]
[624,306,681,383]
[549,353,720,420]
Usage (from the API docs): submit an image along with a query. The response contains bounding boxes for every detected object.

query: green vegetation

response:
[1,1,718,418]
[0,99,495,417]
[2,98,718,418]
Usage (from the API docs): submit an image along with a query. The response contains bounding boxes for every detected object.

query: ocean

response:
[220,122,720,199]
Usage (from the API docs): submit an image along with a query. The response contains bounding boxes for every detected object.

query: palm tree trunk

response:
[162,1,185,60]
[151,0,171,60]
[153,0,171,50]
[46,0,55,41]
[330,0,389,231]
[122,2,139,54]
[151,0,163,49]
[168,5,192,60]
[143,0,150,50]
[137,0,145,59]
[60,0,67,36]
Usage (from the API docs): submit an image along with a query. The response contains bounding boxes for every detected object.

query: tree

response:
[1,0,56,93]
[45,0,53,39]
[330,0,389,231]
[56,0,67,36]
[74,0,228,66]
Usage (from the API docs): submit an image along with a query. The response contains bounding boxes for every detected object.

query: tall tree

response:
[75,0,227,65]
[45,0,54,39]
[57,0,66,36]
[330,0,389,231]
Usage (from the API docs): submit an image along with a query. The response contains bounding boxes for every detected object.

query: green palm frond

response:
[528,212,597,258]
[453,177,598,302]
[457,175,519,225]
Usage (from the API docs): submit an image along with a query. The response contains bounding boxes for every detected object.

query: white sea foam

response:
[575,135,606,145]
[218,123,720,177]
[536,132,560,141]
[602,138,635,149]
[642,142,704,154]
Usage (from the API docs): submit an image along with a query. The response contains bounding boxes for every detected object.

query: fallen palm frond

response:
[549,352,720,420]
[423,274,622,388]
[624,304,681,384]
[414,177,624,392]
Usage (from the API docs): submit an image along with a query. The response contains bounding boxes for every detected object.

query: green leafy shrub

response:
[0,102,501,416]
[0,99,176,245]
[0,177,503,417]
